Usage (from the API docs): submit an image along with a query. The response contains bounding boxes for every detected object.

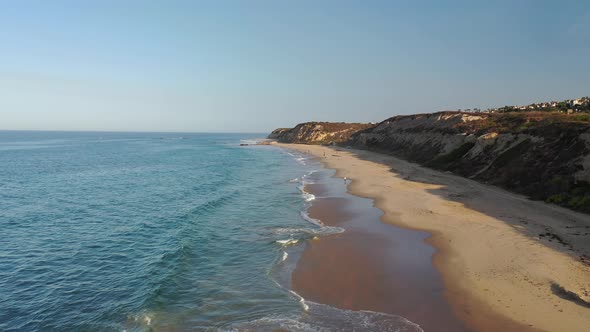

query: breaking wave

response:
[275,238,300,246]
[228,301,423,331]
[234,153,420,332]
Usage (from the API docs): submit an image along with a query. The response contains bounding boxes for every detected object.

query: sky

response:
[0,0,588,133]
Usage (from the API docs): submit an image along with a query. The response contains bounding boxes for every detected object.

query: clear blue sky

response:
[0,0,588,132]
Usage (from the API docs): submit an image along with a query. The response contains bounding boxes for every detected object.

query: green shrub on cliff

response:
[568,196,590,211]
[545,182,590,212]
[572,114,590,122]
[546,193,569,204]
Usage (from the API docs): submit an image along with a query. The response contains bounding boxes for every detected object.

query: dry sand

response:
[278,143,590,332]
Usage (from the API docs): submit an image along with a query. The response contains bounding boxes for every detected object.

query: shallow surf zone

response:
[232,150,423,332]
[273,167,345,246]
[287,151,311,166]
[249,240,423,332]
[227,301,423,331]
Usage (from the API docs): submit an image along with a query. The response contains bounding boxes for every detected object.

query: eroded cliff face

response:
[269,113,590,212]
[268,122,374,145]
[347,112,590,212]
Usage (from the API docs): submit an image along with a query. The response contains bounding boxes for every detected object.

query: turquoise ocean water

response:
[0,131,421,331]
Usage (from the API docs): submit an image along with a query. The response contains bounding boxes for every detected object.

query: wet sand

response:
[293,183,469,331]
[281,143,590,332]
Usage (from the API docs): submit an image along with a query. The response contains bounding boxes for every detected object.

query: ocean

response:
[0,131,421,331]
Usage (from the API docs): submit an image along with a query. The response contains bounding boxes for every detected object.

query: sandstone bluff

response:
[269,112,590,213]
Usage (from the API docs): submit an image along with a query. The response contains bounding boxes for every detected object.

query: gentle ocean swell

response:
[0,133,421,331]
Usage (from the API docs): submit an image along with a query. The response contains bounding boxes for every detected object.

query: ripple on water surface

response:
[0,132,422,331]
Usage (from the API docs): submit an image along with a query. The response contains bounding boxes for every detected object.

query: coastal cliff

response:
[271,112,590,212]
[268,122,374,145]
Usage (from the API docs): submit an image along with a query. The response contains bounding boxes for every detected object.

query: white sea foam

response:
[299,210,323,227]
[276,238,299,246]
[128,311,154,328]
[297,181,317,202]
[226,317,319,331]
[286,150,315,166]
[289,290,310,311]
[273,226,345,238]
[295,157,307,165]
[228,300,423,331]
[239,139,259,145]
[301,171,317,184]
[302,192,315,202]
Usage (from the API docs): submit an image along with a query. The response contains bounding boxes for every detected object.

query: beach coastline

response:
[291,161,469,331]
[278,142,590,332]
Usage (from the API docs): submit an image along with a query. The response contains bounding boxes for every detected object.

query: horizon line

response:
[0,129,270,135]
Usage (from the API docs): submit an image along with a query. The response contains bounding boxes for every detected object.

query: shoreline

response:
[292,172,470,331]
[278,143,590,332]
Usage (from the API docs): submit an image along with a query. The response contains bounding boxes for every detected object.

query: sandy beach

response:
[279,143,590,332]
[293,175,470,331]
